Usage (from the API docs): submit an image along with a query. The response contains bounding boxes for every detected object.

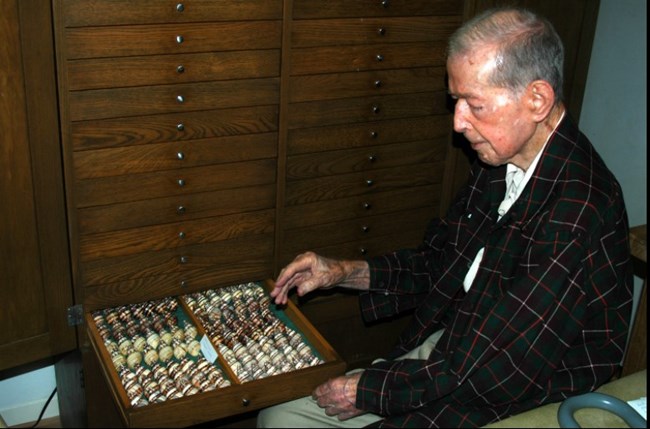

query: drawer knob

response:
[363,202,372,210]
[177,152,185,160]
[361,225,370,233]
[177,123,185,131]
[177,65,185,74]
[176,95,185,103]
[368,155,377,162]
[376,54,384,62]
[177,205,186,214]
[366,179,374,187]
[377,27,386,36]
[369,130,378,139]
[176,3,185,12]
[360,247,368,255]
[176,35,184,44]
[179,231,186,239]
[242,398,251,407]
[180,256,188,264]
[180,280,187,287]
[372,105,380,114]
[374,80,382,88]
[178,179,186,187]
[381,0,390,7]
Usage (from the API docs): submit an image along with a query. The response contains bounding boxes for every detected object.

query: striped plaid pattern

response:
[356,115,633,427]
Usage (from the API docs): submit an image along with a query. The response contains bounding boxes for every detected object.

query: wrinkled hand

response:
[312,372,365,420]
[271,252,343,305]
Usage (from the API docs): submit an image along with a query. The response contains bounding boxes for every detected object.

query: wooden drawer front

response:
[61,0,282,27]
[285,162,445,206]
[69,78,279,121]
[84,280,345,427]
[288,115,451,155]
[282,207,434,256]
[289,67,445,103]
[71,105,279,151]
[75,158,276,208]
[68,50,280,90]
[286,138,448,180]
[291,41,446,76]
[63,21,282,59]
[78,184,276,235]
[80,234,274,287]
[292,16,461,48]
[289,91,450,130]
[283,184,441,230]
[80,208,275,261]
[293,0,463,19]
[73,133,278,179]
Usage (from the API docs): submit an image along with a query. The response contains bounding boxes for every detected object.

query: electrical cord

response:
[31,387,57,428]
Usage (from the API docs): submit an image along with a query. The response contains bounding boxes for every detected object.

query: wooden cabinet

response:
[0,0,75,372]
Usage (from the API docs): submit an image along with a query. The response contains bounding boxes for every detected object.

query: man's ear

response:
[527,80,556,122]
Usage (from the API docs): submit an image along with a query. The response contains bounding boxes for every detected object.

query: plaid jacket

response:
[358,114,633,427]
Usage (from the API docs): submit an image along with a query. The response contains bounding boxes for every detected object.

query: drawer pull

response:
[178,179,186,187]
[176,65,185,74]
[242,398,251,407]
[360,247,368,255]
[361,225,370,233]
[177,152,185,160]
[178,231,186,239]
[180,256,188,264]
[177,123,185,131]
[177,205,186,214]
[376,54,384,62]
[368,155,377,162]
[377,27,386,36]
[176,95,185,103]
[180,280,187,287]
[176,35,184,44]
[366,179,374,187]
[381,0,390,7]
[176,3,185,12]
[372,105,380,114]
[374,80,382,88]
[369,130,378,139]
[363,202,372,210]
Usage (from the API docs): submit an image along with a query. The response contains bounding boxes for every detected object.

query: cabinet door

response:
[0,0,75,371]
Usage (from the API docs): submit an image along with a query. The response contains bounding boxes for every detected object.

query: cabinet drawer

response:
[286,139,448,180]
[281,207,434,256]
[289,67,445,103]
[285,162,445,206]
[61,0,282,27]
[80,208,275,261]
[85,280,345,427]
[75,158,276,208]
[77,184,276,235]
[63,21,282,59]
[68,50,280,90]
[291,41,445,75]
[70,105,279,151]
[73,133,278,179]
[282,185,441,230]
[68,77,279,121]
[293,0,462,19]
[288,115,451,155]
[292,16,461,48]
[288,92,450,129]
[80,234,275,287]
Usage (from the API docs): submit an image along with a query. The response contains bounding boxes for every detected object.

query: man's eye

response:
[469,104,483,112]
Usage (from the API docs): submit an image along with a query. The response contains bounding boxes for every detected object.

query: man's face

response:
[447,47,536,168]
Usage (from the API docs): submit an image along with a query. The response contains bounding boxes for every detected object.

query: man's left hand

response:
[312,372,365,420]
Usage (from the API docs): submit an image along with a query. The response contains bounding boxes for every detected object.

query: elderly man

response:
[258,7,632,428]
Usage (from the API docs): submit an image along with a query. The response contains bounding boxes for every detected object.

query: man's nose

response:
[453,100,469,133]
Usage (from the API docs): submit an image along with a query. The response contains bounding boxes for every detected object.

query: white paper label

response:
[200,334,218,363]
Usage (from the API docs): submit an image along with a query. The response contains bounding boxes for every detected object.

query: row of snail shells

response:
[184,282,324,383]
[91,297,230,407]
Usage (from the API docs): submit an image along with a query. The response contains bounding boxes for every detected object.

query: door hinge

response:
[67,304,83,326]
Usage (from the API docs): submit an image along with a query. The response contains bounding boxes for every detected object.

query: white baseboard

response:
[0,394,59,427]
